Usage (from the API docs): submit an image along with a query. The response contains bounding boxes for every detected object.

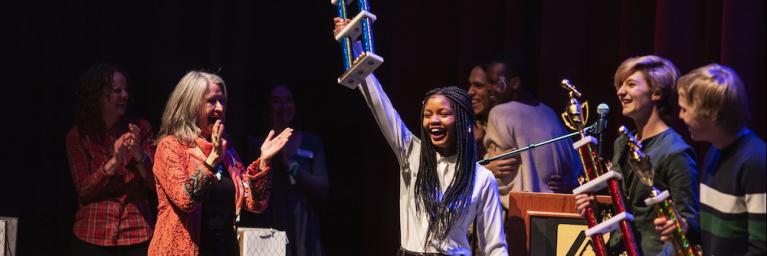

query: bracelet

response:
[203,161,217,172]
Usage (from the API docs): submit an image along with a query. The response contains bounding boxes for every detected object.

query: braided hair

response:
[414,86,477,249]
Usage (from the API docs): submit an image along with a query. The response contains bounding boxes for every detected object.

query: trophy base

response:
[585,212,634,237]
[334,10,378,42]
[572,135,598,149]
[337,52,384,89]
[573,170,623,195]
[644,190,670,206]
[330,0,352,5]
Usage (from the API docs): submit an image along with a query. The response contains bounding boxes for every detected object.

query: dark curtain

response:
[2,0,763,255]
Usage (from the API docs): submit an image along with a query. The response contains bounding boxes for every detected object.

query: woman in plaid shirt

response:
[66,63,156,255]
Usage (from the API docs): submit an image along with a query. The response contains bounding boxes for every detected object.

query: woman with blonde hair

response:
[148,71,292,256]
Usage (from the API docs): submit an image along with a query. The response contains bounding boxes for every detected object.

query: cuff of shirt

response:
[245,159,270,179]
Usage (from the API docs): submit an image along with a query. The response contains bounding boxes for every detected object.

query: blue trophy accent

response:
[332,0,384,89]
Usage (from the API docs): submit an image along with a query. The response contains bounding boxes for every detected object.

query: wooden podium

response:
[506,192,612,256]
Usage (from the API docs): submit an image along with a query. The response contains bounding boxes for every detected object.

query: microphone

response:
[596,103,609,158]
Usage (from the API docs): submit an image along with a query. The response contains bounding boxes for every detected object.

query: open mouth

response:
[429,127,447,141]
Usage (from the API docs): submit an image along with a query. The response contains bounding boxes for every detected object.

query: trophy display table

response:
[506,192,612,256]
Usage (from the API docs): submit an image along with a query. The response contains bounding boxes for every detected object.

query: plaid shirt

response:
[66,119,156,246]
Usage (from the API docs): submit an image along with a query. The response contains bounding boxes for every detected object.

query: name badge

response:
[296,149,314,159]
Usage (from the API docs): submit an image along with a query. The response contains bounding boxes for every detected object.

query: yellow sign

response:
[556,224,610,256]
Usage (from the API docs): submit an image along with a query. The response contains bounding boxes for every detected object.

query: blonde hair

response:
[614,55,680,123]
[678,63,749,134]
[158,71,227,145]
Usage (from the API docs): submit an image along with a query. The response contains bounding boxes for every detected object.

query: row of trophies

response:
[562,80,700,256]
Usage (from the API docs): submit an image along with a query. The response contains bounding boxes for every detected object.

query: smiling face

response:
[467,66,492,117]
[101,71,129,121]
[268,85,296,129]
[198,82,225,137]
[616,71,659,121]
[422,95,457,155]
[678,92,714,142]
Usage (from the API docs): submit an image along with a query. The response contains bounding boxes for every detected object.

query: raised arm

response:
[242,128,292,212]
[357,74,416,165]
[334,17,415,163]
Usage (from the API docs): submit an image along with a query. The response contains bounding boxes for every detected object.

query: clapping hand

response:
[205,120,225,166]
[128,123,143,161]
[109,132,135,176]
[260,128,294,165]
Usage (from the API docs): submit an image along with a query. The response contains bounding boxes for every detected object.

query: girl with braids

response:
[336,20,506,256]
[355,74,507,255]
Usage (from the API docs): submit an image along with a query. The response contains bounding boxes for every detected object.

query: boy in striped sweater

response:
[656,63,766,255]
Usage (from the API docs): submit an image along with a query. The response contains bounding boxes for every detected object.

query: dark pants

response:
[70,238,148,256]
[397,247,448,256]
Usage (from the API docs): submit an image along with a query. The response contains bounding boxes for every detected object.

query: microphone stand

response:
[597,115,607,159]
[478,123,598,165]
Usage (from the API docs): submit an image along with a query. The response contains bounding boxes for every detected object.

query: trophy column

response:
[562,79,640,256]
[332,0,384,89]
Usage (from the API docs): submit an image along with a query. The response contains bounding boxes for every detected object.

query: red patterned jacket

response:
[148,135,270,256]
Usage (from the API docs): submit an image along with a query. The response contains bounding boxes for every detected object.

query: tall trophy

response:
[619,126,702,256]
[332,0,383,89]
[562,79,640,256]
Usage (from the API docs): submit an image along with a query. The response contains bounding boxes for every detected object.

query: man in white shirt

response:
[482,54,583,209]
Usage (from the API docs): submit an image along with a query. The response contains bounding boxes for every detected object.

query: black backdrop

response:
[2,0,764,255]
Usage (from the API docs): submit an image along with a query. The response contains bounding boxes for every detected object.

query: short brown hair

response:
[614,55,680,123]
[678,63,749,134]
